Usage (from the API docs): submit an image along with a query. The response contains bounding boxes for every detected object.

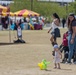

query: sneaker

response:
[65,61,72,64]
[68,61,72,63]
[61,60,66,63]
[52,42,55,46]
[73,61,76,64]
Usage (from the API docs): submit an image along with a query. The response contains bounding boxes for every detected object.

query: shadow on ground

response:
[0,42,26,46]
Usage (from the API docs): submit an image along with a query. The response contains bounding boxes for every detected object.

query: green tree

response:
[10,0,70,18]
[73,1,76,14]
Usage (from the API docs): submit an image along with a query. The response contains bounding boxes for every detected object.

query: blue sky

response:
[38,0,75,2]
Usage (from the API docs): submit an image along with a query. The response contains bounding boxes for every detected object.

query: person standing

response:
[62,18,66,28]
[67,13,76,63]
[48,13,61,46]
[53,44,62,69]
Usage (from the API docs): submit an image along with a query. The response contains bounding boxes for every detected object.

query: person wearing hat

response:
[53,44,62,69]
[67,13,76,63]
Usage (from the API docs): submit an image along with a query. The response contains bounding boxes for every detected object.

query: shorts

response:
[54,28,61,37]
[51,28,61,41]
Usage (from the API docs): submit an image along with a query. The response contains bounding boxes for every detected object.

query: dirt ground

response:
[0,28,76,75]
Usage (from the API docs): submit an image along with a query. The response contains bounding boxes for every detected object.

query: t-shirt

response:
[51,19,58,32]
[70,20,76,33]
[17,27,22,37]
[69,20,76,33]
[72,20,76,26]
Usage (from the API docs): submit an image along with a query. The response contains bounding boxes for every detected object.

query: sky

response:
[38,0,75,2]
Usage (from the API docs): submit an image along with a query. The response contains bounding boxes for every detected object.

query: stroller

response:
[59,31,76,63]
[59,31,69,63]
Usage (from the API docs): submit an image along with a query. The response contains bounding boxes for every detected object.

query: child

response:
[17,25,22,39]
[53,44,62,69]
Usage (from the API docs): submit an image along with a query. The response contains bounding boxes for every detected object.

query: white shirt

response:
[54,51,61,63]
[17,27,22,36]
[51,19,58,32]
[54,51,60,59]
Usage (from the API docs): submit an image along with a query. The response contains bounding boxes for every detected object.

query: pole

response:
[31,0,33,11]
[65,3,68,18]
[72,0,73,2]
[62,0,64,6]
[8,16,11,43]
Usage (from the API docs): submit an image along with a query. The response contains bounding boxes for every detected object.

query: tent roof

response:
[0,5,10,14]
[14,9,40,17]
[1,12,14,16]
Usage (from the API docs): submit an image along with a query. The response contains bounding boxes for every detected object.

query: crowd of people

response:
[0,16,45,30]
[9,17,43,30]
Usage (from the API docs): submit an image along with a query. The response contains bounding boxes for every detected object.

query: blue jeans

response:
[68,33,76,62]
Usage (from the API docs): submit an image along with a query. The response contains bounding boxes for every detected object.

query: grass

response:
[1,29,76,75]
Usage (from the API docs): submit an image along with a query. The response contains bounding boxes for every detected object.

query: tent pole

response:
[8,16,11,43]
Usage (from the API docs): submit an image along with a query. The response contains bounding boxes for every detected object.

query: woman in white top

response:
[48,13,61,46]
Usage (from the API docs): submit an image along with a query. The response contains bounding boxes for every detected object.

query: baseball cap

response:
[54,44,58,49]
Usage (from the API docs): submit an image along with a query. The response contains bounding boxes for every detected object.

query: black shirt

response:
[72,20,76,26]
